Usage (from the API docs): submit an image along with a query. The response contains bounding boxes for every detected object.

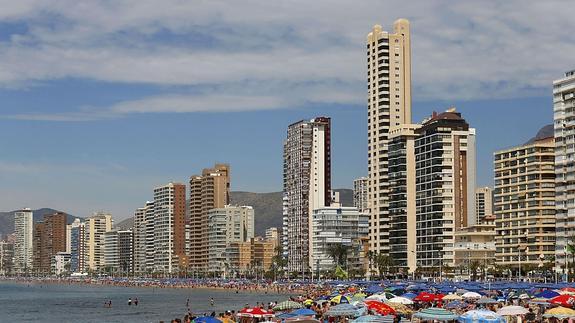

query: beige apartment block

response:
[189,164,230,273]
[366,19,412,255]
[475,187,493,224]
[453,216,496,279]
[494,137,555,271]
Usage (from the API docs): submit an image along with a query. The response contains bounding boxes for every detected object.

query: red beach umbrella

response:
[364,300,396,315]
[414,292,443,302]
[238,307,274,317]
[550,295,575,308]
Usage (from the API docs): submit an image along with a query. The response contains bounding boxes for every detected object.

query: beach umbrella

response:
[276,312,298,319]
[285,317,320,323]
[550,294,575,307]
[458,310,505,323]
[354,292,367,298]
[387,296,413,305]
[194,317,223,323]
[496,306,528,316]
[365,285,384,294]
[535,290,560,299]
[274,300,303,311]
[325,304,360,317]
[414,292,443,302]
[443,294,463,301]
[444,300,467,310]
[384,302,413,314]
[561,287,575,294]
[476,297,499,305]
[330,295,351,304]
[290,309,316,317]
[365,294,386,302]
[352,315,394,323]
[238,307,274,318]
[543,306,575,319]
[400,292,417,299]
[303,299,314,306]
[364,300,396,316]
[413,308,459,321]
[462,291,482,299]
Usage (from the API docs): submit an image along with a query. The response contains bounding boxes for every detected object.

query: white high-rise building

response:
[353,177,369,213]
[14,208,33,273]
[103,230,133,274]
[366,19,412,255]
[85,212,113,271]
[207,205,254,274]
[153,183,186,274]
[310,206,369,272]
[283,117,331,274]
[554,69,575,270]
[133,202,155,274]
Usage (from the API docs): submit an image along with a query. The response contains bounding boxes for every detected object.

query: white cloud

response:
[0,0,573,119]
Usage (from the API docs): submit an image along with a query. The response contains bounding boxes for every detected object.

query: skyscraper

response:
[366,19,412,255]
[103,229,133,275]
[14,208,33,273]
[283,117,331,273]
[85,212,113,271]
[189,164,230,273]
[134,202,155,274]
[388,124,420,273]
[32,212,67,274]
[494,136,555,272]
[554,70,575,270]
[414,110,476,270]
[353,177,369,213]
[68,218,86,273]
[153,182,186,274]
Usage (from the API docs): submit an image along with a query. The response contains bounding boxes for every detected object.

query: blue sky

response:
[0,0,572,220]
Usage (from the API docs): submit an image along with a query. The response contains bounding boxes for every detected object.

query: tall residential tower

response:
[366,19,412,255]
[283,117,331,273]
[14,208,33,273]
[554,69,575,269]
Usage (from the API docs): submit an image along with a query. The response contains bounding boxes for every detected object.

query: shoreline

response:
[0,277,309,295]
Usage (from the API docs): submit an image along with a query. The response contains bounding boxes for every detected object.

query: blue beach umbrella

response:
[291,309,316,316]
[536,290,560,299]
[194,317,223,323]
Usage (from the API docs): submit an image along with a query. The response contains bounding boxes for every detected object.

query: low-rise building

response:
[309,206,369,273]
[453,216,496,279]
[52,252,71,275]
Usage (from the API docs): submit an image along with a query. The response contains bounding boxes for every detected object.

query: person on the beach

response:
[128,298,132,306]
[134,298,139,306]
[210,298,214,307]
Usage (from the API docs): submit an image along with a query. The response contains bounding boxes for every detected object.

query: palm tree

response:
[327,243,349,267]
[375,253,394,279]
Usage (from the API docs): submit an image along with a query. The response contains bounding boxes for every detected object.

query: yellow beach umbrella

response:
[330,295,351,304]
[545,306,575,316]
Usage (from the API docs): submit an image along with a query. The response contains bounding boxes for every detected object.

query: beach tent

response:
[458,310,505,323]
[413,308,459,321]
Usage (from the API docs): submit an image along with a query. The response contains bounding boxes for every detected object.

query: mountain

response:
[114,188,354,236]
[0,208,78,239]
[525,124,554,144]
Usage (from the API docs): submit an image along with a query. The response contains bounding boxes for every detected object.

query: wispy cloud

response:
[0,0,572,120]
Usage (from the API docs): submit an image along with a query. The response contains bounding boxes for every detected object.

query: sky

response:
[0,0,573,220]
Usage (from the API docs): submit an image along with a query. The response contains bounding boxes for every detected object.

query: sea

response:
[0,281,291,323]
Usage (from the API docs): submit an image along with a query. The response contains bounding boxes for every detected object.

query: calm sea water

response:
[0,281,291,323]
